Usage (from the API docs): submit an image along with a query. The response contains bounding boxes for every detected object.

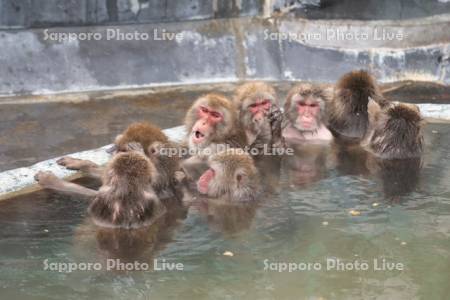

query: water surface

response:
[0,124,449,300]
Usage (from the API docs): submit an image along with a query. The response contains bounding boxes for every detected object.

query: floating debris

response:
[223,251,234,257]
[372,202,379,207]
[401,242,407,246]
[44,229,49,233]
[322,221,329,226]
[349,210,361,216]
[432,130,438,134]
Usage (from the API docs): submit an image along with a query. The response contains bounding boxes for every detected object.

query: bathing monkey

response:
[181,93,247,180]
[35,144,163,228]
[282,83,333,143]
[233,82,284,148]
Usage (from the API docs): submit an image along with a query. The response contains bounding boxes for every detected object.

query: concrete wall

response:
[0,1,449,97]
[0,16,449,97]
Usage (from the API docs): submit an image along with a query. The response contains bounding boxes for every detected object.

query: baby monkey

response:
[35,143,163,228]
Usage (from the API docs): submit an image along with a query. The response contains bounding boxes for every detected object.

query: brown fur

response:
[234,82,277,107]
[284,83,330,125]
[327,70,386,143]
[203,149,260,201]
[185,93,247,148]
[367,103,424,159]
[89,151,159,228]
[115,122,169,156]
[233,82,280,146]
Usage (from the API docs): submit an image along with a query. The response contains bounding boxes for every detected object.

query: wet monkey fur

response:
[35,145,163,228]
[233,82,284,148]
[182,93,247,180]
[177,149,261,203]
[327,70,386,143]
[364,102,424,160]
[57,122,181,196]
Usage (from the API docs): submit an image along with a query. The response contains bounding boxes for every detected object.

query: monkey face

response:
[290,94,322,132]
[196,149,258,200]
[186,95,236,150]
[241,93,274,129]
[190,105,224,146]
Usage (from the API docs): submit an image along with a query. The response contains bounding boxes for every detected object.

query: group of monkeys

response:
[35,70,424,230]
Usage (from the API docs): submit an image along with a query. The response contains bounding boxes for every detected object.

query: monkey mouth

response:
[192,130,206,143]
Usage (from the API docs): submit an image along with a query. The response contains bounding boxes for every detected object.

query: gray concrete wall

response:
[2,1,450,29]
[0,15,449,97]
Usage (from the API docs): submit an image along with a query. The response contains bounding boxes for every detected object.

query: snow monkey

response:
[326,70,387,144]
[181,93,247,180]
[177,148,260,203]
[57,122,181,196]
[233,82,284,148]
[35,143,164,228]
[282,83,333,143]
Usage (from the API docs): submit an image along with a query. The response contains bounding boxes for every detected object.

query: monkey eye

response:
[210,111,222,119]
[309,103,319,108]
[262,100,271,105]
[200,106,209,114]
[297,102,307,107]
[249,103,258,108]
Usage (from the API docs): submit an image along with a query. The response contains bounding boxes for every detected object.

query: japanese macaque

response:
[233,82,284,148]
[364,103,424,159]
[182,94,247,180]
[327,70,386,143]
[35,144,164,228]
[177,149,261,203]
[282,83,333,143]
[57,122,181,196]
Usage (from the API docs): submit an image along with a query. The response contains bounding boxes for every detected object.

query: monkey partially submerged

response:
[364,102,424,160]
[233,82,284,148]
[57,122,181,197]
[181,93,248,180]
[177,149,261,203]
[282,83,333,143]
[35,144,165,228]
[327,70,387,144]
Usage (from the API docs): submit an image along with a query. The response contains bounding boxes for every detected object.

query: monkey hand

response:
[269,105,284,144]
[57,157,85,170]
[34,171,59,189]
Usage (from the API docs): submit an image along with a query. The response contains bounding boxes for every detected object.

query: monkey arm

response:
[57,157,104,179]
[269,105,286,147]
[34,171,98,198]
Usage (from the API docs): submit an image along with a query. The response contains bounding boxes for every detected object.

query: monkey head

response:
[185,94,237,151]
[367,103,424,159]
[103,147,156,190]
[234,82,277,134]
[111,122,169,155]
[327,70,385,141]
[196,149,260,202]
[285,83,328,132]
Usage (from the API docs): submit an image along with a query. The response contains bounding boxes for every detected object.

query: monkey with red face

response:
[233,82,284,149]
[176,148,261,204]
[282,83,333,144]
[181,94,247,180]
